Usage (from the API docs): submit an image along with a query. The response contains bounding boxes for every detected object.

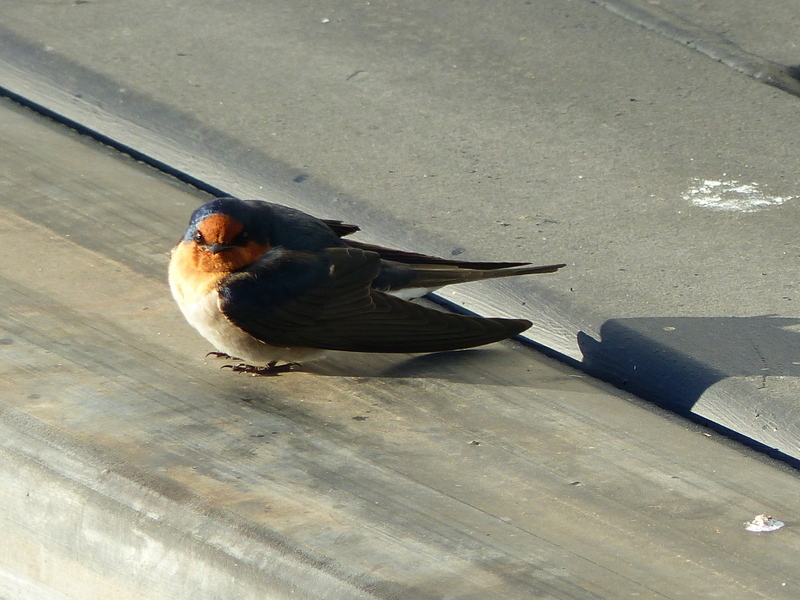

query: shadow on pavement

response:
[578,314,800,417]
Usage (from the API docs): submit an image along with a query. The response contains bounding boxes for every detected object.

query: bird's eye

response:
[193,231,205,244]
[234,230,250,245]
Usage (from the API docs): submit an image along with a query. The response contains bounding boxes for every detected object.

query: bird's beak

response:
[206,243,234,254]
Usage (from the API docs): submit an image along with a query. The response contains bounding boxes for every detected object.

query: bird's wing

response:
[218,247,531,353]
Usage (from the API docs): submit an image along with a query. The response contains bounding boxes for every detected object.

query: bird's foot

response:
[221,360,299,376]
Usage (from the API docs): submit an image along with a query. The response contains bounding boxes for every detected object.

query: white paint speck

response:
[745,514,784,532]
[683,178,795,212]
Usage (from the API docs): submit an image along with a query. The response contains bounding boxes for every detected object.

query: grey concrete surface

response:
[612,0,800,66]
[3,0,798,459]
[588,0,800,96]
[2,95,800,599]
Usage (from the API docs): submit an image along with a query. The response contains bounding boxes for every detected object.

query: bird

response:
[168,197,565,374]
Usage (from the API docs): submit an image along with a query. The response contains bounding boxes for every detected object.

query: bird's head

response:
[180,198,272,272]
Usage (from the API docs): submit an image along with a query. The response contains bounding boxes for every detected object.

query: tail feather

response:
[345,239,554,270]
[341,238,565,297]
[406,262,566,291]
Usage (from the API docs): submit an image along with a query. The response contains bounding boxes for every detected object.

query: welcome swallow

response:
[169,197,565,374]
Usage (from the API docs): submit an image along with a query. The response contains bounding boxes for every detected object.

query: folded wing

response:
[218,247,531,353]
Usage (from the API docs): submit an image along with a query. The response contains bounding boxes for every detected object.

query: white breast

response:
[171,283,320,365]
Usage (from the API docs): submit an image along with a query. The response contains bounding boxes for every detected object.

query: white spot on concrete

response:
[683,178,795,212]
[745,513,785,532]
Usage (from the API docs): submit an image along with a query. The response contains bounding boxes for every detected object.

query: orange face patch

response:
[196,214,243,244]
[185,214,270,273]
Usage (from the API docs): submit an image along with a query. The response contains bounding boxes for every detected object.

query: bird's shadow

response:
[577,314,800,412]
[300,347,536,386]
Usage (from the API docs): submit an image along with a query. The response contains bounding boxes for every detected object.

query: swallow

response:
[168,197,565,374]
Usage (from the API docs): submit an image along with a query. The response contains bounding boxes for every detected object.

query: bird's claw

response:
[220,360,298,376]
[206,351,239,360]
